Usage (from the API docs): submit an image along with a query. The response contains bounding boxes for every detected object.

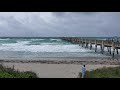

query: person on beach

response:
[82,65,86,78]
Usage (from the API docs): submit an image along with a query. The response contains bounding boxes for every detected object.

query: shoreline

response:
[0,57,120,65]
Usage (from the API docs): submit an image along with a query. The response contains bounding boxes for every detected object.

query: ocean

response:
[0,37,118,60]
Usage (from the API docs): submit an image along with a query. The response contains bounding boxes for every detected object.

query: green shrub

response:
[79,66,120,78]
[0,64,38,78]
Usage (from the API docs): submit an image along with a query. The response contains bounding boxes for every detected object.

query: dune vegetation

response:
[79,66,120,78]
[0,64,38,78]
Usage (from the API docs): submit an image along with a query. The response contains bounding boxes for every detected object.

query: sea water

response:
[0,37,117,60]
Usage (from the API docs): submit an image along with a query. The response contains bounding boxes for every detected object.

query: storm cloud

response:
[0,12,120,37]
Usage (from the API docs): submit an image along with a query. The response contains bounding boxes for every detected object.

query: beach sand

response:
[2,63,119,78]
[1,57,120,78]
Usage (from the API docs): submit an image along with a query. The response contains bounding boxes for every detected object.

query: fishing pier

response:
[62,37,120,58]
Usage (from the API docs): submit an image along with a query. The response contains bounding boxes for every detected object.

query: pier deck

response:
[62,37,120,58]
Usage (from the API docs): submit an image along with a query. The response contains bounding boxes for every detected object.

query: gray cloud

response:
[0,12,119,37]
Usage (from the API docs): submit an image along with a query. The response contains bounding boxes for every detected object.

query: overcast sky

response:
[0,12,120,37]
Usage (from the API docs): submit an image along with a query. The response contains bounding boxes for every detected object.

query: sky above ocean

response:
[0,12,120,37]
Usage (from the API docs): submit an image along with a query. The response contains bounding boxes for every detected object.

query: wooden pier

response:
[62,37,120,58]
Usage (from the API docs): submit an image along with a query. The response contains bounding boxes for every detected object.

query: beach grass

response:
[0,64,38,78]
[79,66,120,78]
